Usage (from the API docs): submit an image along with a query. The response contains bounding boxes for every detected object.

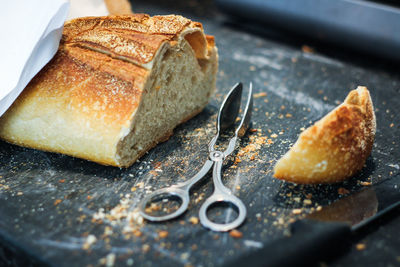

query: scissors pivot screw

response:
[209,151,224,161]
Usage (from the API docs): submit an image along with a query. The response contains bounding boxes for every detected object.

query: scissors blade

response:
[217,83,243,132]
[236,82,253,137]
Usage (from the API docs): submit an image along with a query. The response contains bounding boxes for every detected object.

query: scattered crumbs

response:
[189,217,199,225]
[323,96,328,101]
[303,199,312,205]
[338,187,350,195]
[360,181,372,186]
[17,191,23,196]
[92,197,144,235]
[301,45,314,53]
[54,199,62,206]
[106,253,116,267]
[316,206,322,211]
[254,92,267,98]
[317,90,323,94]
[136,182,144,188]
[59,179,65,183]
[130,186,136,192]
[390,123,394,127]
[276,217,285,225]
[270,133,278,138]
[229,229,243,238]
[388,164,399,170]
[293,197,301,203]
[237,133,268,161]
[249,65,256,71]
[292,209,302,215]
[159,230,169,238]
[356,243,366,251]
[236,185,241,190]
[82,235,97,250]
[285,113,292,118]
[104,226,113,236]
[142,244,150,253]
[87,195,92,200]
[181,252,190,261]
[126,259,134,266]
[149,170,159,176]
[291,57,298,63]
[300,127,305,131]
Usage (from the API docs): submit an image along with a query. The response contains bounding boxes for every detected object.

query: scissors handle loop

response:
[199,193,247,232]
[198,154,247,231]
[139,160,214,221]
[139,187,190,221]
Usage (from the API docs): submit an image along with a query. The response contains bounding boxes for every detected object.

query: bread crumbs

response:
[189,217,199,225]
[229,229,243,238]
[338,187,350,195]
[254,92,267,98]
[292,209,302,215]
[159,230,169,238]
[356,243,366,250]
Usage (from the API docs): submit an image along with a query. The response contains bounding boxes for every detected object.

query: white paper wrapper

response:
[0,0,69,117]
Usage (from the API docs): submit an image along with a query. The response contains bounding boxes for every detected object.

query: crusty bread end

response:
[273,86,376,184]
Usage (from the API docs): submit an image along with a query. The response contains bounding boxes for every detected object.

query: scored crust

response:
[273,86,376,184]
[0,14,218,167]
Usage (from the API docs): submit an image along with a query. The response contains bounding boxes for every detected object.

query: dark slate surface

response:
[1,1,399,266]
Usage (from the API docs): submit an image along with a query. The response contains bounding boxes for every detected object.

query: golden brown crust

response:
[273,86,376,184]
[0,14,217,167]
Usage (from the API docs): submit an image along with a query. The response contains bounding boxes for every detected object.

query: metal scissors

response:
[139,83,253,232]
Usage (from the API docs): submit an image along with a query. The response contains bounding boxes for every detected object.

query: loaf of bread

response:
[273,86,376,184]
[0,14,218,167]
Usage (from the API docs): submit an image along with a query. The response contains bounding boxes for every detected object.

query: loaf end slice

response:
[273,86,376,184]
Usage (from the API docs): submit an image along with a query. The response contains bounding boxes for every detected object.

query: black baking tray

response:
[1,1,400,266]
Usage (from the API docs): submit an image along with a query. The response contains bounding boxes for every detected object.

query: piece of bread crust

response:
[0,14,218,167]
[273,86,376,184]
